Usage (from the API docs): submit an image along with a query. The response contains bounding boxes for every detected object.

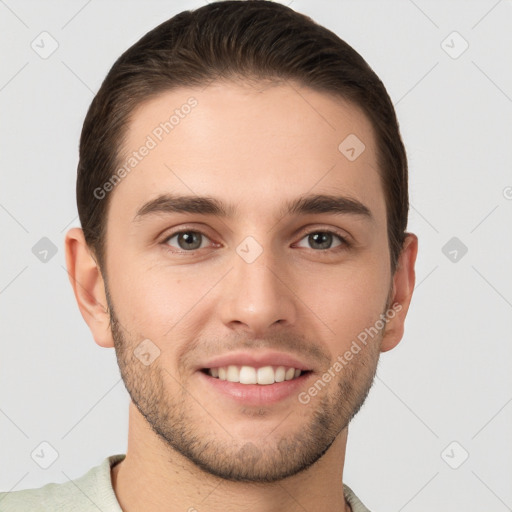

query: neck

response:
[111,403,351,512]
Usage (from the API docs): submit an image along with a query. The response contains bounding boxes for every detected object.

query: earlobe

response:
[64,227,114,348]
[380,233,418,353]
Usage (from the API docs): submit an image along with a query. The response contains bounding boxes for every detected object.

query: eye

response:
[161,228,349,254]
[295,230,348,251]
[164,230,212,251]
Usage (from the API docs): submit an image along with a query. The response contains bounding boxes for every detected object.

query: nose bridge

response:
[219,235,296,335]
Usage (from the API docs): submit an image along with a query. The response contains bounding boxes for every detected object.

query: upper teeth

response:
[208,365,302,385]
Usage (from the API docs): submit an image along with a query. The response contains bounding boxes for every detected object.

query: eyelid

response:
[161,224,214,241]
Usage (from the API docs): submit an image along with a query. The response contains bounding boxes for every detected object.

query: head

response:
[66,0,417,483]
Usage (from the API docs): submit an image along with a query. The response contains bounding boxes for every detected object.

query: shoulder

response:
[0,479,82,510]
[0,454,125,512]
[344,483,373,512]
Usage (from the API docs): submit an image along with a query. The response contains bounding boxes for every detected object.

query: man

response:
[0,1,417,510]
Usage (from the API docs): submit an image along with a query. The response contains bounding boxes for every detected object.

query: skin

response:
[65,80,417,512]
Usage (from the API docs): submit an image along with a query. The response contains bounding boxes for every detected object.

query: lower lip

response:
[197,370,313,406]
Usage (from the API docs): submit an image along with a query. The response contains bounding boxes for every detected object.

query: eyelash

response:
[161,227,351,254]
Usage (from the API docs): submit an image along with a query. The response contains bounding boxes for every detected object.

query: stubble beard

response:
[106,290,382,483]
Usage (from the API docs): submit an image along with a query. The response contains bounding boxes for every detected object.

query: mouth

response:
[200,365,312,385]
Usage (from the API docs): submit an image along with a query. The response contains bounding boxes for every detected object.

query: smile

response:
[202,365,309,385]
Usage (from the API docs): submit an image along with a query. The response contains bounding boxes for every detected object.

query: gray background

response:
[1,0,511,510]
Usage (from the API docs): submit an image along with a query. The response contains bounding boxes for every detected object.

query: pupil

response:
[310,232,331,249]
[180,232,201,250]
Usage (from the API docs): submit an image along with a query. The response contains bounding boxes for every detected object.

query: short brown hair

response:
[77,0,408,273]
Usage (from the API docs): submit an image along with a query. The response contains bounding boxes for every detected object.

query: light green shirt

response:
[0,454,371,511]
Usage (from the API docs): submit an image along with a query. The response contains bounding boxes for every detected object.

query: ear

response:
[64,227,114,348]
[380,233,418,353]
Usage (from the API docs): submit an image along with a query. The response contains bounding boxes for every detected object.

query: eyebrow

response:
[133,193,373,222]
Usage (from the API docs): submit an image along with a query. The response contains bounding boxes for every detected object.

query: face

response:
[102,80,396,482]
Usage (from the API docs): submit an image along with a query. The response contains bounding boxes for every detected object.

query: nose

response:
[218,245,297,337]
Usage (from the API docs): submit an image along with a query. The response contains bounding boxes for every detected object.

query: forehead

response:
[111,80,385,223]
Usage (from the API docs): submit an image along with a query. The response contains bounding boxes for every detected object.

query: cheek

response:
[298,258,390,348]
[111,258,217,339]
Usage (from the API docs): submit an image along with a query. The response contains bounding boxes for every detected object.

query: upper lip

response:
[197,351,313,371]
